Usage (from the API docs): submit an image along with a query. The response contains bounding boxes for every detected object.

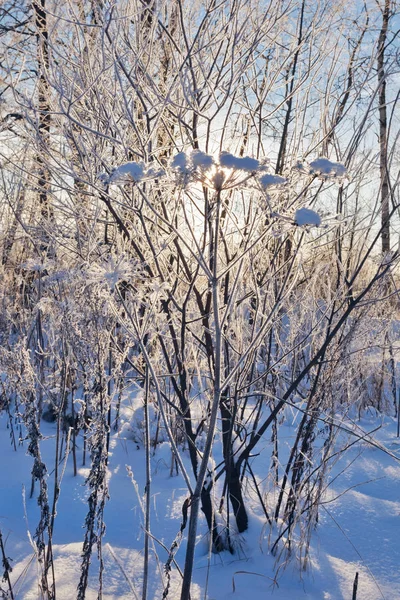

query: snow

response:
[309,157,347,178]
[97,172,110,184]
[171,152,191,174]
[164,150,273,189]
[295,206,322,226]
[219,152,259,172]
[191,150,214,170]
[1,408,400,600]
[145,166,165,179]
[171,150,259,174]
[259,173,287,189]
[110,161,145,183]
[99,164,165,185]
[169,150,264,189]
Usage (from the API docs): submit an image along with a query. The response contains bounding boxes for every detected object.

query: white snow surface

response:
[1,407,399,599]
[295,206,322,226]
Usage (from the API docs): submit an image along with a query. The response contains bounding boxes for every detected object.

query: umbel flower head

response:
[170,150,281,192]
[99,150,347,229]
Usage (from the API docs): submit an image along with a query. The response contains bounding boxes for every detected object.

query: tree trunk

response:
[378,0,391,256]
[33,0,53,253]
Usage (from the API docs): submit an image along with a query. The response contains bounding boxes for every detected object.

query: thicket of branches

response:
[0,0,399,598]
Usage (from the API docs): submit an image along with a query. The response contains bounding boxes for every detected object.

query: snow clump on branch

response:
[171,150,272,190]
[191,150,215,171]
[171,152,191,175]
[295,207,321,227]
[98,161,164,185]
[219,152,259,172]
[109,161,144,183]
[308,157,347,179]
[171,150,216,183]
[259,174,287,189]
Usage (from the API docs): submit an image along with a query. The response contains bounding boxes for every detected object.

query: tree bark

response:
[378,0,391,256]
[33,0,52,252]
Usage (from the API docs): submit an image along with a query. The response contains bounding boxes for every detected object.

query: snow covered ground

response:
[1,408,399,600]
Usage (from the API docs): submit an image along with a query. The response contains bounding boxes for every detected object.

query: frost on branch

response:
[86,254,136,291]
[295,207,321,227]
[309,157,346,178]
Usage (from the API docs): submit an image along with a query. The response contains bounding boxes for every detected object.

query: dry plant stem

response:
[126,466,165,591]
[47,353,69,569]
[0,528,14,600]
[180,190,223,600]
[352,572,359,600]
[106,343,113,459]
[71,381,77,477]
[105,543,140,600]
[142,367,151,600]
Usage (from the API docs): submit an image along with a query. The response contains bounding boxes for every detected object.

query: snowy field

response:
[1,407,399,600]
